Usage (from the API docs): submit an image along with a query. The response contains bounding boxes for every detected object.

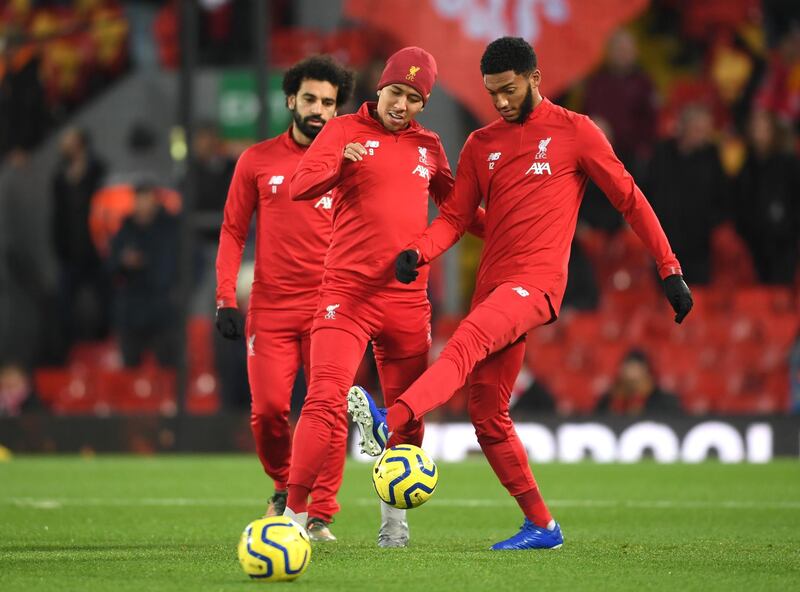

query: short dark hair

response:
[282,55,355,107]
[480,37,537,76]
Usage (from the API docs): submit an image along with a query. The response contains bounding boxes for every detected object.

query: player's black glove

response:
[395,249,420,284]
[215,307,244,340]
[662,274,693,324]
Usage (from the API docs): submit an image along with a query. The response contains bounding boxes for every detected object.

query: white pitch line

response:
[3,497,800,510]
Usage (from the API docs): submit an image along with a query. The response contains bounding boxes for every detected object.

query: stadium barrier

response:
[1,415,798,462]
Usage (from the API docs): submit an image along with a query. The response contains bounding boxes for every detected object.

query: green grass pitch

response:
[1,455,799,591]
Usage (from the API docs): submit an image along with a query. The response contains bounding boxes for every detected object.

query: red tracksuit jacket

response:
[413,98,682,315]
[290,101,483,291]
[216,129,333,313]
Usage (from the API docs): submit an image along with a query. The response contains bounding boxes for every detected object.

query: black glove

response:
[395,249,420,284]
[662,274,693,324]
[215,307,244,340]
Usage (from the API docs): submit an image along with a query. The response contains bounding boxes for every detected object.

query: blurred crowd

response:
[1,0,799,419]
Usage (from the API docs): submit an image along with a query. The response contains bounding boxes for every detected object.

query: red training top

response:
[216,128,334,313]
[290,101,484,291]
[413,98,682,316]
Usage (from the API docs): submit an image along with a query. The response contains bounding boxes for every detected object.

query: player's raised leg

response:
[467,339,562,550]
[383,283,553,435]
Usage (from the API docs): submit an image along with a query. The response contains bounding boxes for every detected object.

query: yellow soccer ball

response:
[372,445,438,509]
[237,516,311,582]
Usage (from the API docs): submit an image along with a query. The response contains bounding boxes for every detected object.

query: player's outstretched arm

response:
[429,137,487,240]
[215,149,257,324]
[577,116,692,323]
[412,138,484,265]
[290,119,347,201]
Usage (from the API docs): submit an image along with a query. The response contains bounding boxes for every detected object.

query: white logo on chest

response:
[364,140,380,156]
[487,152,502,170]
[314,192,333,210]
[412,164,431,180]
[267,175,284,194]
[536,137,551,160]
[525,161,552,176]
[418,146,428,164]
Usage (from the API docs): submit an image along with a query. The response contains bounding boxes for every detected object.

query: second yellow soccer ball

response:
[237,516,311,582]
[372,444,438,509]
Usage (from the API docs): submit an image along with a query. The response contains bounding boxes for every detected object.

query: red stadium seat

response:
[95,368,175,415]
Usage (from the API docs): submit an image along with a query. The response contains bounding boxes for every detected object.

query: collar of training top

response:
[283,125,311,153]
[500,96,552,126]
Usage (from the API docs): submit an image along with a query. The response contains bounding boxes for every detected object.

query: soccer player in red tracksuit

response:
[215,56,354,542]
[283,47,485,547]
[349,37,695,550]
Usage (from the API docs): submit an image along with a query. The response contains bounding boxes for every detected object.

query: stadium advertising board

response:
[353,419,800,463]
[3,417,799,460]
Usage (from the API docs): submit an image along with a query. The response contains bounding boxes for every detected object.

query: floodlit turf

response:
[1,456,799,591]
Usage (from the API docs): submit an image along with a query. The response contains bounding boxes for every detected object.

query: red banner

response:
[345,0,649,123]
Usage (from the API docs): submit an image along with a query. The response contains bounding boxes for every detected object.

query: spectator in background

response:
[51,127,110,356]
[0,149,56,369]
[595,349,681,415]
[734,109,800,284]
[187,121,235,240]
[0,35,48,159]
[108,182,179,367]
[644,103,727,284]
[0,363,38,416]
[578,116,625,234]
[756,21,800,132]
[562,237,600,312]
[582,29,658,175]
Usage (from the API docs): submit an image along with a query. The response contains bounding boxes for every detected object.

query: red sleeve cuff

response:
[658,265,683,280]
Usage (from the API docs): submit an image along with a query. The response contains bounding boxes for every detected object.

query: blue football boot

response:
[347,386,388,456]
[491,519,564,550]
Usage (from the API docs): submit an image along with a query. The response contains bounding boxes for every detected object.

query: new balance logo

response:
[324,304,340,320]
[512,286,530,297]
[535,137,551,159]
[364,140,380,156]
[412,165,431,180]
[247,334,256,356]
[487,152,501,170]
[268,175,284,194]
[525,162,552,176]
[314,195,333,210]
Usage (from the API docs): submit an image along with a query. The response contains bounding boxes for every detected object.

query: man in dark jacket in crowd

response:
[644,104,727,284]
[108,182,179,367]
[52,127,109,353]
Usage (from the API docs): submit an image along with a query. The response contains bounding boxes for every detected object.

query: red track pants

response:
[398,282,554,496]
[288,286,431,491]
[246,308,348,522]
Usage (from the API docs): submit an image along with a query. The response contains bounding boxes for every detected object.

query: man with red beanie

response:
[283,46,484,547]
[215,55,354,542]
[349,37,694,550]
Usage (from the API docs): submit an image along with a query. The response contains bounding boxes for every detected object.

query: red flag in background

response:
[345,0,649,124]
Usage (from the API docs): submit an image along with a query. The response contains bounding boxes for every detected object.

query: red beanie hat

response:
[377,47,438,104]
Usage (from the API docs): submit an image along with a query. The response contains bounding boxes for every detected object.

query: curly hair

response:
[480,37,537,76]
[282,55,355,107]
